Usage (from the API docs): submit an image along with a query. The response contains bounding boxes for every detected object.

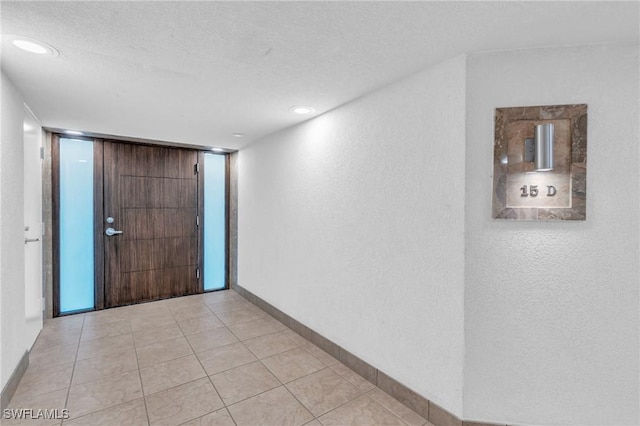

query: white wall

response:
[23,107,43,349]
[239,55,467,414]
[464,43,639,425]
[0,71,27,391]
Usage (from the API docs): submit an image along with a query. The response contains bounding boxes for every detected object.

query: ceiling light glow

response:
[13,40,47,54]
[10,37,59,56]
[231,133,244,138]
[289,105,314,115]
[65,130,84,135]
[211,148,224,152]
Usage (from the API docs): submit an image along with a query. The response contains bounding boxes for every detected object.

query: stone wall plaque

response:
[492,104,587,220]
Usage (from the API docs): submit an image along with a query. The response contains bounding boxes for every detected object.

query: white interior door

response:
[23,106,43,345]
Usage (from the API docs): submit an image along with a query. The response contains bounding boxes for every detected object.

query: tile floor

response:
[6,290,432,426]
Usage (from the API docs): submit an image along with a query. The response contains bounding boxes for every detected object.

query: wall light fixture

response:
[524,123,554,171]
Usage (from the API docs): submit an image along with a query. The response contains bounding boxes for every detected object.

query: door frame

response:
[52,135,229,316]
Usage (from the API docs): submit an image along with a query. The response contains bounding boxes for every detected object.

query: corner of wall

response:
[0,70,27,391]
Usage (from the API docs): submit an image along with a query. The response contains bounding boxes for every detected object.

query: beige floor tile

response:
[0,402,67,426]
[1,417,62,425]
[262,348,326,383]
[133,323,184,348]
[228,319,279,341]
[262,316,289,331]
[80,319,131,342]
[44,315,84,331]
[180,408,236,426]
[196,342,257,375]
[145,377,224,426]
[140,354,206,395]
[367,388,427,426]
[286,368,363,417]
[7,388,67,411]
[83,309,130,326]
[215,309,263,326]
[302,343,339,366]
[66,370,143,419]
[280,329,310,346]
[176,315,225,335]
[185,328,239,354]
[330,362,376,392]
[76,333,134,360]
[205,299,253,314]
[200,290,241,305]
[244,332,300,359]
[243,304,272,317]
[13,362,74,398]
[209,361,280,405]
[318,394,407,425]
[130,314,177,334]
[29,344,78,369]
[227,386,313,426]
[63,398,148,426]
[10,292,433,426]
[171,304,214,321]
[123,303,171,318]
[72,349,138,386]
[136,336,193,368]
[164,295,207,309]
[31,328,81,352]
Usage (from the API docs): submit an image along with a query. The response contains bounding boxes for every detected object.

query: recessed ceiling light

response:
[231,133,244,138]
[10,36,59,56]
[211,148,225,152]
[289,105,315,115]
[65,130,84,135]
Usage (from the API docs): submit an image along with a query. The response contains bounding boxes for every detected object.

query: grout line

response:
[123,313,150,426]
[60,314,86,424]
[362,389,417,426]
[231,287,431,424]
[169,301,229,425]
[192,293,319,419]
[43,292,422,426]
[220,292,371,422]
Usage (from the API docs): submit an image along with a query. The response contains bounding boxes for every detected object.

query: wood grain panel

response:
[104,141,199,307]
[163,208,197,238]
[121,208,164,240]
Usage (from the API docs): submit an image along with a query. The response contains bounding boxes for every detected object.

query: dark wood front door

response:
[104,142,199,307]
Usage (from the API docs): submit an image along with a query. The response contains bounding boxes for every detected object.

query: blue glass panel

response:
[204,153,226,291]
[59,138,94,312]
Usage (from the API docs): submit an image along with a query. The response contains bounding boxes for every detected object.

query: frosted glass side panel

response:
[59,138,95,312]
[204,154,226,291]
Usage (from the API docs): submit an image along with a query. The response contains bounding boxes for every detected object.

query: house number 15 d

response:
[520,185,557,197]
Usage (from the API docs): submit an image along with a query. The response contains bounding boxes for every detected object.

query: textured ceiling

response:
[1,1,638,149]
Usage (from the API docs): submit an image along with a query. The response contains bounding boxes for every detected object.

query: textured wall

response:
[238,56,467,414]
[464,43,639,425]
[0,71,26,390]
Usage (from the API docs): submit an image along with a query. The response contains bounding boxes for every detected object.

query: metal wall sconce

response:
[524,123,554,171]
[492,104,587,220]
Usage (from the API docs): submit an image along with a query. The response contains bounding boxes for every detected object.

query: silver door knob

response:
[105,228,124,236]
